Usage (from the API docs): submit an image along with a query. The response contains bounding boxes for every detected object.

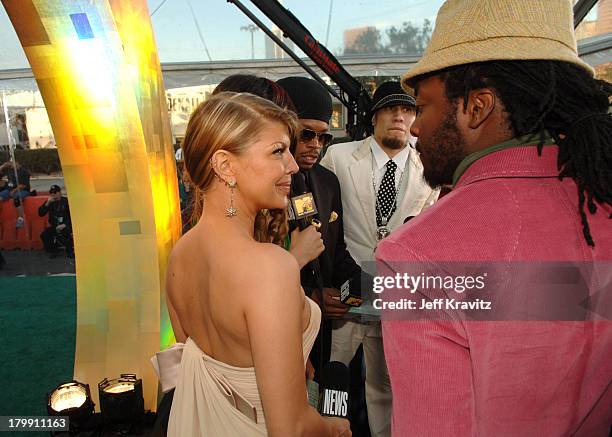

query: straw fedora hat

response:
[402,0,594,87]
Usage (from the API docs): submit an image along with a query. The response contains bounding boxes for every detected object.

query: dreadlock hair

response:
[435,60,612,247]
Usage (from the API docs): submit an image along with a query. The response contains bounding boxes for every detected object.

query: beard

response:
[417,105,468,189]
[381,136,407,150]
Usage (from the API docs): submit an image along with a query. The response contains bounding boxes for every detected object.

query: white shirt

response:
[370,138,411,191]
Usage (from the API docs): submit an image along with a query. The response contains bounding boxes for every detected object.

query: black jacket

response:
[291,164,362,370]
[297,164,361,294]
[38,197,72,231]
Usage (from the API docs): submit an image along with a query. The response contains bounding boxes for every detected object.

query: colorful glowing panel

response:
[107,0,182,353]
[2,0,181,410]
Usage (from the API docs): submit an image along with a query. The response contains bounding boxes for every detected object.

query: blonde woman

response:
[166,92,351,437]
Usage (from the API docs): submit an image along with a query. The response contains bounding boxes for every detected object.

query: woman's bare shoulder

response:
[245,242,298,274]
[238,244,304,324]
[168,227,204,265]
[237,243,301,299]
[166,231,203,292]
[166,238,186,276]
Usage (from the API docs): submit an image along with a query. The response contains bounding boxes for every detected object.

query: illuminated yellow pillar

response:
[107,0,181,350]
[3,0,181,410]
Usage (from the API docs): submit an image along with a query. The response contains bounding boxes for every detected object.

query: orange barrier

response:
[0,195,50,250]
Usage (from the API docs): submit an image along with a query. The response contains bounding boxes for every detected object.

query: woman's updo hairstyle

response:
[183,92,299,221]
[208,75,299,246]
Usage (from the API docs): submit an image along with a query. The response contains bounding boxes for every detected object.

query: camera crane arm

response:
[227,0,371,140]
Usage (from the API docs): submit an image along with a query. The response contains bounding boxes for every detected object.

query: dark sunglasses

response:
[300,128,333,147]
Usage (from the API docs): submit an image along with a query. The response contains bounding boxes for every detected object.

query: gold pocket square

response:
[329,211,338,223]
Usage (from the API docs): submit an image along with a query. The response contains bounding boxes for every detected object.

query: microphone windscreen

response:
[291,171,308,196]
[319,361,349,390]
[318,361,350,417]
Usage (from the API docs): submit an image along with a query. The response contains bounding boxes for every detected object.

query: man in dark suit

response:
[277,76,362,365]
[278,78,371,436]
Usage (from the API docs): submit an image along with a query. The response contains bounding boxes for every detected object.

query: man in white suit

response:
[320,81,438,436]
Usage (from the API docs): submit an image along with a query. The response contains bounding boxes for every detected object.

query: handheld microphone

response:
[318,361,350,418]
[290,171,319,229]
[290,172,324,293]
[291,172,362,307]
[339,278,362,307]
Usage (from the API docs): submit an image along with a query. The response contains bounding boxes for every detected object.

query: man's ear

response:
[465,88,496,129]
[371,113,377,126]
[210,150,237,184]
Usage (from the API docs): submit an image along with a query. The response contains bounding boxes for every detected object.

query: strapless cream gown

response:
[168,297,321,436]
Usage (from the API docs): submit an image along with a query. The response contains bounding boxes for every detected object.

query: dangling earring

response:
[226,180,237,217]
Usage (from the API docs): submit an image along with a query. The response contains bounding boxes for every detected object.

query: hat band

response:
[430,35,578,59]
[372,94,416,112]
[426,22,577,55]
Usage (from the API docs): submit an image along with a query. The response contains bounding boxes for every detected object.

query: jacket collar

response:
[352,136,373,160]
[455,142,560,189]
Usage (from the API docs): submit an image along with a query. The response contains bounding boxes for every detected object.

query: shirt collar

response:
[370,137,411,172]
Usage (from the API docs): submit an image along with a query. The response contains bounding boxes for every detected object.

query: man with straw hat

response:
[376,0,612,435]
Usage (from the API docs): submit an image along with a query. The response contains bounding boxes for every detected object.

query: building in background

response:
[575,0,612,82]
[575,0,612,40]
[0,90,51,149]
[264,26,295,59]
[166,84,215,144]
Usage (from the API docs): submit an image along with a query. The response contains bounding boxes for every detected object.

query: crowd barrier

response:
[0,195,49,250]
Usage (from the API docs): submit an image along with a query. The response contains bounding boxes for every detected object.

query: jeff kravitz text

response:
[372,272,493,312]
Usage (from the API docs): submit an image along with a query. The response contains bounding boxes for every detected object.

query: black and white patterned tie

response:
[376,160,397,227]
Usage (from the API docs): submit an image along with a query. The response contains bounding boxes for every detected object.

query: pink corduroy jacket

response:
[376,145,612,436]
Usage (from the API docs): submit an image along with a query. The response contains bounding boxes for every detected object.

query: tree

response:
[342,19,433,56]
[344,28,389,55]
[386,19,432,55]
[418,19,433,53]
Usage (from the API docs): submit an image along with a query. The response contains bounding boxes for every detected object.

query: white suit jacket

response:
[320,136,439,266]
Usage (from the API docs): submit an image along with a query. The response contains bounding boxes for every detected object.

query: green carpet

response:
[0,276,76,421]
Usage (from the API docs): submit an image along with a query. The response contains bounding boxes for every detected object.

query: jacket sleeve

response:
[329,178,362,294]
[319,151,363,295]
[38,200,49,217]
[376,241,473,436]
[382,318,473,435]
